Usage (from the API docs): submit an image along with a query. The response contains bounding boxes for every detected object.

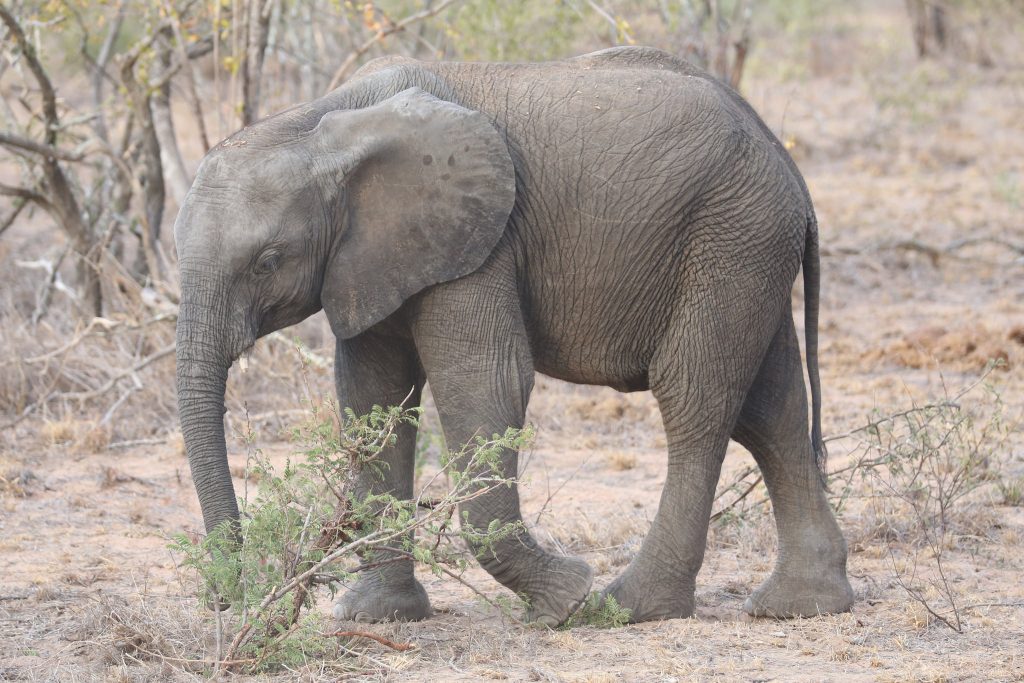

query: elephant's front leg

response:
[332,332,432,623]
[410,270,593,627]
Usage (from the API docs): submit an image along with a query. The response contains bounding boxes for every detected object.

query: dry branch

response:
[0,182,50,207]
[160,0,211,151]
[30,243,72,325]
[823,400,960,444]
[60,344,175,401]
[0,5,102,315]
[710,368,997,524]
[0,199,27,238]
[85,1,126,144]
[822,236,1024,264]
[325,630,416,651]
[709,472,762,523]
[373,546,528,628]
[241,0,276,125]
[22,314,175,365]
[118,21,171,283]
[0,131,85,162]
[326,0,462,91]
[584,0,623,44]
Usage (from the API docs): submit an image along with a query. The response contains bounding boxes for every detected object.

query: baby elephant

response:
[174,46,853,626]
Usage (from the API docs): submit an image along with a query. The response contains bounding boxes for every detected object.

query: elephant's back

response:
[428,55,810,390]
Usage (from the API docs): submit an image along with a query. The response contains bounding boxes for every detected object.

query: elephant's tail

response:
[804,215,828,486]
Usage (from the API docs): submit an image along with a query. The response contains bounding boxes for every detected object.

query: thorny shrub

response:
[707,367,1015,632]
[171,400,531,674]
[563,593,632,629]
[844,374,1010,632]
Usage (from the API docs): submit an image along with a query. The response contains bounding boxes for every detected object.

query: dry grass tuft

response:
[40,418,111,452]
[0,466,36,498]
[41,417,78,445]
[98,466,155,493]
[999,477,1024,507]
[168,431,186,458]
[67,594,210,675]
[542,508,648,555]
[79,423,112,453]
[30,581,61,602]
[878,323,1019,372]
[606,452,637,471]
[903,599,939,630]
[563,392,660,428]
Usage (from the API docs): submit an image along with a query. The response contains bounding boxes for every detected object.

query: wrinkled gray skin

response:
[175,47,854,626]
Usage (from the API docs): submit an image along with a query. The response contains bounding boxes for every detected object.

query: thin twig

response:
[824,400,960,443]
[961,601,1024,610]
[374,547,527,627]
[0,182,50,206]
[533,454,592,525]
[107,437,171,450]
[160,0,211,151]
[61,344,175,401]
[19,313,174,365]
[0,131,85,161]
[886,544,962,632]
[709,473,763,522]
[30,243,72,326]
[325,630,416,651]
[326,0,462,90]
[0,198,27,237]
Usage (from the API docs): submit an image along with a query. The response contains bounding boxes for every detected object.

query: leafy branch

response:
[171,400,532,673]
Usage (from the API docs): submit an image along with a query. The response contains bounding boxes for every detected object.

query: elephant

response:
[174,46,854,627]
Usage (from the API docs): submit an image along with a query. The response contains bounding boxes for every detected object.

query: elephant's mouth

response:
[230,325,258,367]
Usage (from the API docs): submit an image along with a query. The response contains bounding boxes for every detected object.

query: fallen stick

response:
[326,630,416,651]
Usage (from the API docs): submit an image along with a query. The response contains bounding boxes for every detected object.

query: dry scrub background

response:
[2,0,1024,681]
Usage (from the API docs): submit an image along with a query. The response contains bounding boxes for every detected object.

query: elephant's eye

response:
[254,249,283,275]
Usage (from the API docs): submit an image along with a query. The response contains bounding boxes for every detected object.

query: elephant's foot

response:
[333,576,432,623]
[520,555,593,627]
[600,563,695,623]
[489,554,592,627]
[744,568,854,618]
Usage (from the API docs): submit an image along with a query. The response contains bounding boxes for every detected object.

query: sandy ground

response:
[3,4,1024,681]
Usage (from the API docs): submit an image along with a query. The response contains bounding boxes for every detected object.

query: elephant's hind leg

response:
[733,314,853,618]
[602,278,783,622]
[332,333,433,623]
[411,265,593,627]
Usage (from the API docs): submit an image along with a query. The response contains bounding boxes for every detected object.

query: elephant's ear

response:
[315,88,515,339]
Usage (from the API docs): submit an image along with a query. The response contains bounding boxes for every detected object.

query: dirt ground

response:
[2,3,1024,681]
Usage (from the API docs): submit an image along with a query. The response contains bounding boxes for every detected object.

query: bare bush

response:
[659,0,752,88]
[707,367,1013,632]
[905,0,1024,67]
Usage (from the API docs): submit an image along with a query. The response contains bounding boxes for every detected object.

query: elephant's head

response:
[174,86,516,535]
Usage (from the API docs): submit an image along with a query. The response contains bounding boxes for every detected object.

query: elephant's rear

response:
[436,55,817,393]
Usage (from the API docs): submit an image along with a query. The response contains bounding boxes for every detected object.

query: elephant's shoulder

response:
[569,47,709,79]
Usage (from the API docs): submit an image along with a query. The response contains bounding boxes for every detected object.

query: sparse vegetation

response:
[3,0,1024,680]
[709,371,1015,633]
[169,402,530,674]
[998,477,1024,507]
[851,376,1008,632]
[563,593,632,629]
[607,451,637,471]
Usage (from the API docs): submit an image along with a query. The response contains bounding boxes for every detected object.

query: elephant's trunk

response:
[175,279,238,535]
